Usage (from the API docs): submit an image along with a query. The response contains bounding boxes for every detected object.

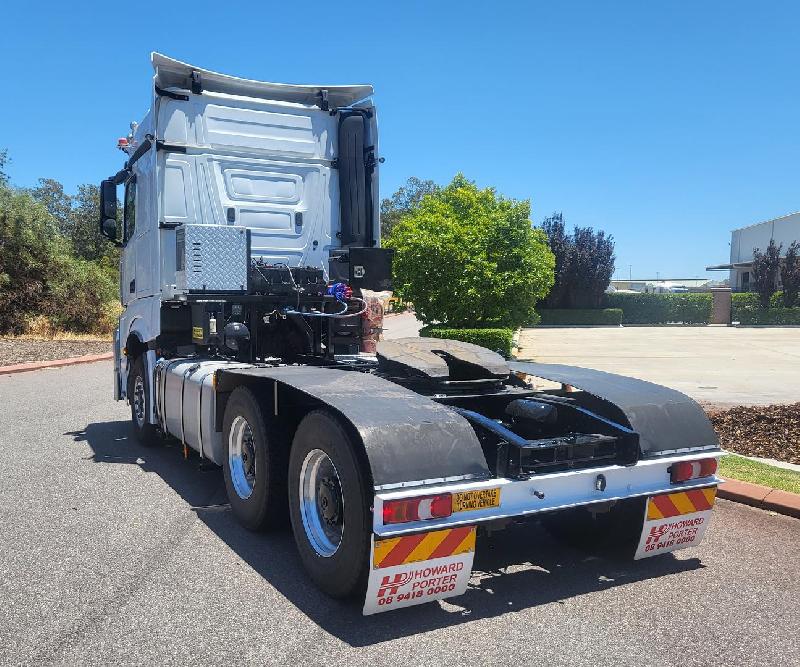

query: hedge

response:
[419,326,514,357]
[603,293,712,324]
[734,307,800,325]
[731,291,800,324]
[731,292,800,323]
[538,308,623,325]
[731,291,783,311]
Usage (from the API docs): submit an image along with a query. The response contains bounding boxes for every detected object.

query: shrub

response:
[538,308,623,325]
[387,174,554,328]
[419,326,515,358]
[732,291,800,325]
[603,293,712,324]
[731,291,783,310]
[735,307,800,325]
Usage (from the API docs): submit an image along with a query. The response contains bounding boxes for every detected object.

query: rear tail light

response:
[382,493,453,524]
[670,458,718,483]
[699,458,718,477]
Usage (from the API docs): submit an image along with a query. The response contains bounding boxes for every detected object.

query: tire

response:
[128,355,160,447]
[222,387,289,531]
[541,497,647,555]
[288,410,371,599]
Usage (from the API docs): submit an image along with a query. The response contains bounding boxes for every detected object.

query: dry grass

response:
[7,332,112,342]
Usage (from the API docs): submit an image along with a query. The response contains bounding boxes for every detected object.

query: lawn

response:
[719,454,800,494]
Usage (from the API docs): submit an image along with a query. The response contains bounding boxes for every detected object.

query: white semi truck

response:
[99,54,722,614]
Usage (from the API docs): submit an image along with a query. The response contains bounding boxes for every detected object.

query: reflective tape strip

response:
[373,526,476,569]
[647,487,717,520]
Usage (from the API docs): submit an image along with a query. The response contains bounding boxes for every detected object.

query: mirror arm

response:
[124,136,153,171]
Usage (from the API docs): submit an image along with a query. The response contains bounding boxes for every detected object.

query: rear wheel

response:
[541,497,647,555]
[128,355,160,447]
[288,411,371,598]
[222,387,289,531]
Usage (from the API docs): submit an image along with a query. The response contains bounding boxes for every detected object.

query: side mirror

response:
[99,179,118,242]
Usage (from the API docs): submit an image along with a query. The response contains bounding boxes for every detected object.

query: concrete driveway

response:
[0,361,798,666]
[518,326,800,407]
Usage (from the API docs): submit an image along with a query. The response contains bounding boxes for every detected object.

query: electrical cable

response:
[284,297,368,319]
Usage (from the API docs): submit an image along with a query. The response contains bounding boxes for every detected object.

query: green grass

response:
[719,454,800,494]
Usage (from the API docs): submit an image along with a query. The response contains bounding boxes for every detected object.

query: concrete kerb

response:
[0,353,113,376]
[718,479,800,519]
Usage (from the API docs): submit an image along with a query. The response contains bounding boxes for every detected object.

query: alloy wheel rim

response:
[299,449,344,557]
[229,415,257,500]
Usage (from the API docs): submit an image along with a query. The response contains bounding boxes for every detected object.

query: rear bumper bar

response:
[373,450,721,537]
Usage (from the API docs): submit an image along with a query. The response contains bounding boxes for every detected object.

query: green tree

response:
[540,214,615,308]
[387,174,554,328]
[540,212,571,308]
[30,178,73,236]
[0,149,9,185]
[70,184,116,262]
[752,240,782,308]
[380,176,439,240]
[30,179,118,264]
[780,240,800,308]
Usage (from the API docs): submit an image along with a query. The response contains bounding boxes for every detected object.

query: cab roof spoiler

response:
[151,53,374,109]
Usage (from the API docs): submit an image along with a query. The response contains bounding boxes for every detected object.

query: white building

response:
[706,211,800,291]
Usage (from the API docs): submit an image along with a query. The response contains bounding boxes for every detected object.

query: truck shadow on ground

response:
[70,420,704,647]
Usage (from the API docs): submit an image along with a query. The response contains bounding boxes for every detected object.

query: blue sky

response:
[1,1,797,278]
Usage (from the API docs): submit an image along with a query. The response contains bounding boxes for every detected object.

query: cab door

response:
[121,176,137,306]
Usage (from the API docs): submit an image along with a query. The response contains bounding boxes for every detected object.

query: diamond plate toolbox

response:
[176,224,249,293]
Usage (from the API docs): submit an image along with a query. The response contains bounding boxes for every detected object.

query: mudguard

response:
[510,361,719,456]
[217,366,491,489]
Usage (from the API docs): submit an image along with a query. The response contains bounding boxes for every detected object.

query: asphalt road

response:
[1,362,798,667]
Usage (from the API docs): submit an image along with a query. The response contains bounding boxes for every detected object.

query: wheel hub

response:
[318,477,342,525]
[299,449,345,557]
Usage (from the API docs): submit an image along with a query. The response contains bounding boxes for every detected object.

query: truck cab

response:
[100,53,387,405]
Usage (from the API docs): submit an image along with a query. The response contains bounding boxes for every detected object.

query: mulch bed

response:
[706,403,800,465]
[0,338,111,366]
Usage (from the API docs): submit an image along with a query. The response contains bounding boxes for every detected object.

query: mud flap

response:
[635,487,716,559]
[363,526,476,615]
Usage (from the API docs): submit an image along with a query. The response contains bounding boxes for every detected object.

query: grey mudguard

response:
[218,366,491,489]
[510,361,719,456]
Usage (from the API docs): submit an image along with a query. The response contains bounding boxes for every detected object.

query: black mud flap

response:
[509,361,719,456]
[217,366,491,489]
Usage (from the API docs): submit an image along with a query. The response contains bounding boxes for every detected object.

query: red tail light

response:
[700,459,718,477]
[671,458,718,483]
[382,493,453,524]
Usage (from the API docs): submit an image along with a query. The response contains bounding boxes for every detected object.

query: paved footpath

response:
[518,326,800,406]
[1,362,798,666]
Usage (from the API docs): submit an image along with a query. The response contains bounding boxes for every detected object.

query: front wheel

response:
[288,411,371,599]
[128,355,160,447]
